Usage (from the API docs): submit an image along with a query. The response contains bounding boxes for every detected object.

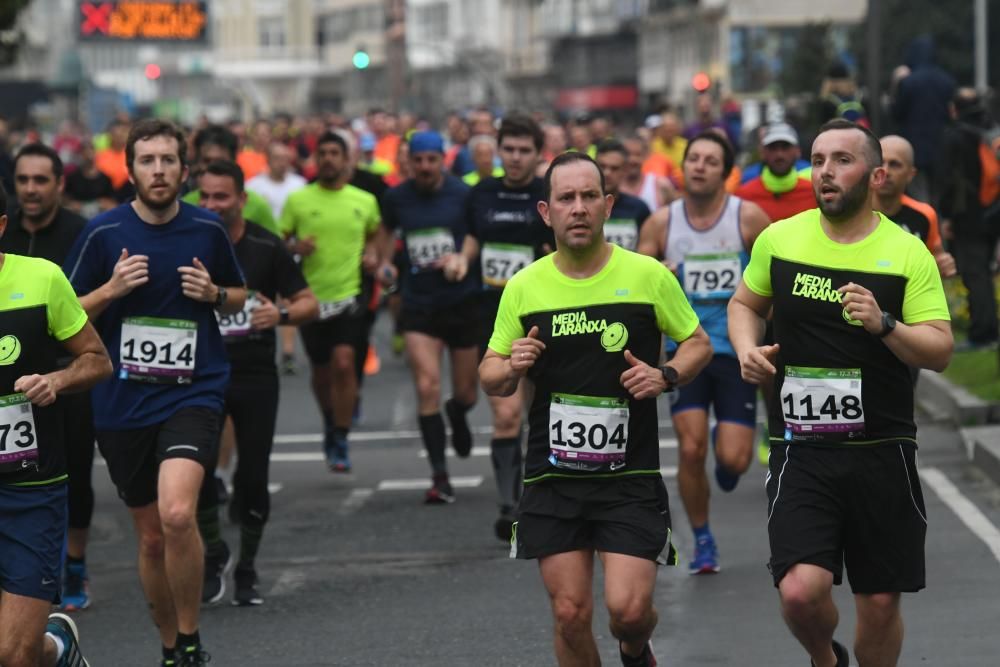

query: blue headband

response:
[409,131,444,154]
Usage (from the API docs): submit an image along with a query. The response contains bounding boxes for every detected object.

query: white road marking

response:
[922,467,1000,564]
[416,438,678,458]
[339,488,374,515]
[273,429,685,446]
[377,475,484,491]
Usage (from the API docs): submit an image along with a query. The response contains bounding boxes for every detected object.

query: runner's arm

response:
[739,201,771,250]
[15,323,112,407]
[636,207,668,258]
[728,281,779,384]
[665,325,712,387]
[881,319,953,371]
[283,287,319,326]
[480,326,546,397]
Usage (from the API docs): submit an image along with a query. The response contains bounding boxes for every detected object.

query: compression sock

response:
[419,413,448,475]
[239,521,265,568]
[444,398,474,457]
[693,523,712,542]
[490,437,522,508]
[197,506,223,553]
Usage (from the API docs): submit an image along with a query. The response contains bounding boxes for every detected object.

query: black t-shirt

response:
[466,176,551,299]
[64,169,115,206]
[0,208,87,264]
[891,202,932,245]
[604,192,651,252]
[350,169,388,212]
[219,222,308,377]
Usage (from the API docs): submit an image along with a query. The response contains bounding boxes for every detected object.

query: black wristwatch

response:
[214,285,227,308]
[660,365,679,392]
[279,306,290,325]
[877,311,896,338]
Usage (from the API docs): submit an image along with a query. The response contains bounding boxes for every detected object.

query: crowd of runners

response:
[1,86,988,665]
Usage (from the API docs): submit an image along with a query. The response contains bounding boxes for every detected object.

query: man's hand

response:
[441,253,469,282]
[838,282,884,334]
[619,350,667,400]
[14,374,58,407]
[509,326,545,376]
[738,344,780,385]
[250,293,280,330]
[377,261,398,287]
[291,236,317,257]
[362,246,379,274]
[107,248,149,299]
[935,251,957,278]
[178,257,218,303]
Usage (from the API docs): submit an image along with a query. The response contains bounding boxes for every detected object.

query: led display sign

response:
[79,1,208,42]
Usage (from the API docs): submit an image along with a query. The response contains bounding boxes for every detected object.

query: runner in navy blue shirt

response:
[596,139,653,251]
[378,131,479,504]
[449,114,549,539]
[63,120,246,667]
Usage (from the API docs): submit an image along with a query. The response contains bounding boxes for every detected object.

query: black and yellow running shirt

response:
[0,254,88,486]
[489,245,699,483]
[743,210,950,447]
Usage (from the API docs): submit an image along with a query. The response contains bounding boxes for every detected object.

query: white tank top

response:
[637,173,661,212]
[664,195,745,269]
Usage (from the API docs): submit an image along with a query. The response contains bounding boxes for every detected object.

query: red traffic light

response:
[144,63,161,80]
[692,72,711,92]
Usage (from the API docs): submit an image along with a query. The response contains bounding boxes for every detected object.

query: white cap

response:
[644,114,663,129]
[762,122,798,146]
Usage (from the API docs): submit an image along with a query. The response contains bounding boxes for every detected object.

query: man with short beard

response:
[2,144,97,614]
[279,132,381,474]
[596,139,653,251]
[378,131,479,504]
[638,132,770,575]
[729,119,953,667]
[64,118,247,667]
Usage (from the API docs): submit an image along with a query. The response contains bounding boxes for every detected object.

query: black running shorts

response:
[512,476,676,564]
[97,407,223,508]
[766,441,927,594]
[400,296,480,350]
[300,304,367,366]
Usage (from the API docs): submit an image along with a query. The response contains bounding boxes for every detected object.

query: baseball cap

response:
[762,122,798,146]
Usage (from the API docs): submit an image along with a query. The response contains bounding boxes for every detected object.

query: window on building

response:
[415,2,448,42]
[258,16,286,48]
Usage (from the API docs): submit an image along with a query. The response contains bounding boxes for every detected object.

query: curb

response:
[918,369,1000,487]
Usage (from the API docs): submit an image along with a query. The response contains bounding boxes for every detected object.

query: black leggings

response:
[64,392,96,530]
[198,374,280,526]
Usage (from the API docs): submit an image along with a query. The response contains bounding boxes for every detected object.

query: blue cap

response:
[408,130,444,154]
[359,133,376,151]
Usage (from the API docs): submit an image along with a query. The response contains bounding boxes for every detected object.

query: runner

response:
[619,135,677,212]
[734,123,814,223]
[378,130,479,504]
[637,131,770,574]
[0,181,110,667]
[450,113,549,536]
[1,143,97,612]
[279,131,380,473]
[595,139,653,251]
[64,119,247,667]
[729,119,952,667]
[481,151,711,667]
[874,135,956,278]
[197,159,317,606]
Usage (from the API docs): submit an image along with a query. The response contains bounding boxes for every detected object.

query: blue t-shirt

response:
[605,193,652,252]
[64,202,245,430]
[381,175,479,309]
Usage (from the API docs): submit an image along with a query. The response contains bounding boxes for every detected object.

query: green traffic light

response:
[353,51,370,69]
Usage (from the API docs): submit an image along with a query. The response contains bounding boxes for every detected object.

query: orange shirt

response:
[237,149,268,181]
[374,134,401,176]
[641,152,680,184]
[95,148,128,190]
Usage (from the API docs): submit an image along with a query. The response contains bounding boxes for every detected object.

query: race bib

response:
[780,366,865,439]
[604,221,638,251]
[119,317,197,384]
[549,393,629,471]
[407,227,455,270]
[217,291,260,339]
[683,253,741,300]
[481,243,533,287]
[0,393,37,472]
[318,297,357,321]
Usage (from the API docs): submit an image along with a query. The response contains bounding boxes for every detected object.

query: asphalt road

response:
[70,318,1000,666]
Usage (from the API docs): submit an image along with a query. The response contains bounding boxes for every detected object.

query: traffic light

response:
[691,72,711,93]
[144,63,161,80]
[352,48,370,70]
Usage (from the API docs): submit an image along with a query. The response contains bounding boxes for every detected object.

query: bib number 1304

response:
[781,366,864,439]
[120,317,198,385]
[549,393,629,471]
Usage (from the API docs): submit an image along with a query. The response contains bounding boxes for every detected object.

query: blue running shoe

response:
[60,560,91,612]
[46,612,89,666]
[330,437,351,473]
[688,534,720,574]
[712,425,740,492]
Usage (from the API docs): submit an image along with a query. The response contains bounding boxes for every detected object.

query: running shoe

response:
[280,354,297,376]
[494,506,516,543]
[232,566,264,607]
[811,639,850,666]
[322,432,352,472]
[444,398,473,457]
[688,534,720,574]
[619,640,657,667]
[424,473,456,504]
[60,560,91,612]
[202,541,233,605]
[178,644,212,666]
[712,425,740,492]
[160,658,177,667]
[47,612,89,667]
[214,475,229,504]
